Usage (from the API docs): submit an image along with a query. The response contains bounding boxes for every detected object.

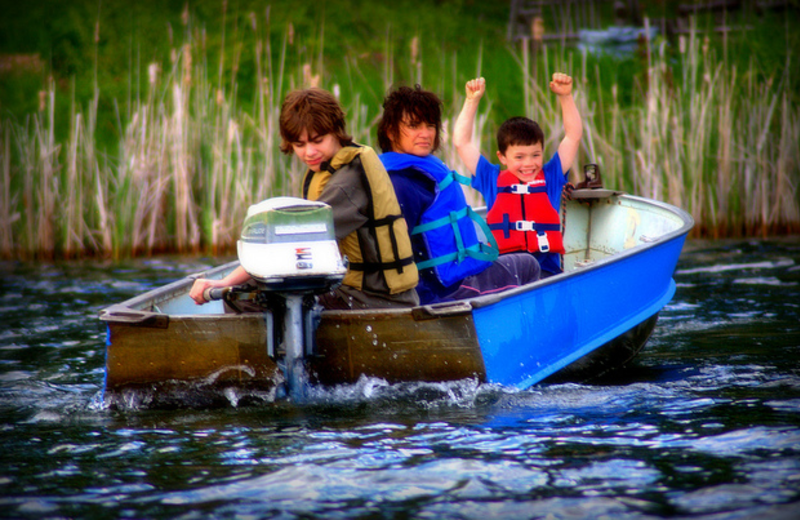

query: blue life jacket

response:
[380,152,498,287]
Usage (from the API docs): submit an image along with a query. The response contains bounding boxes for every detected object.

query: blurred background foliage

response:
[2,0,796,150]
[0,0,797,258]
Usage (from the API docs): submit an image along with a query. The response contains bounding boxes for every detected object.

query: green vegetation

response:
[0,0,798,259]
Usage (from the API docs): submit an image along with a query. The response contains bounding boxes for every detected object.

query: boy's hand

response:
[549,73,573,96]
[465,77,486,102]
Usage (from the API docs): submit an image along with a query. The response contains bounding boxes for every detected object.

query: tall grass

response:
[0,12,797,260]
[1,8,302,260]
[509,17,798,238]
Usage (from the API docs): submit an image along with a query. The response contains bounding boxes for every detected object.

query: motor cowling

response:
[237,197,346,293]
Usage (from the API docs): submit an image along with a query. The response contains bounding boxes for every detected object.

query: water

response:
[1,238,799,520]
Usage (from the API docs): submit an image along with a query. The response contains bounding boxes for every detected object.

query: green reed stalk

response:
[0,122,13,257]
[64,108,83,257]
[10,82,61,260]
[39,84,57,259]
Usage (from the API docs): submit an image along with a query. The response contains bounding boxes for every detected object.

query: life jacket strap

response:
[537,231,551,253]
[348,256,416,273]
[500,184,547,195]
[362,213,409,274]
[415,242,498,270]
[489,214,561,238]
[412,206,498,269]
[437,169,473,192]
[411,207,468,235]
[514,220,560,232]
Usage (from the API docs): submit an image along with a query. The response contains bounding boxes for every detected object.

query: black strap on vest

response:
[302,161,336,199]
[356,157,407,275]
[348,255,415,273]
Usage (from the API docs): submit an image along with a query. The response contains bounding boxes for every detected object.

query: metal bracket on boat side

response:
[412,301,473,321]
[571,188,625,200]
[571,164,624,201]
[98,306,170,329]
[565,163,626,267]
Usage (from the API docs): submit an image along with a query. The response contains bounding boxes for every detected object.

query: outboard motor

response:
[210,197,346,401]
[237,197,346,292]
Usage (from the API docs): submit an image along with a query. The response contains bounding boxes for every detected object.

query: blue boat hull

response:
[473,234,684,388]
[540,313,659,384]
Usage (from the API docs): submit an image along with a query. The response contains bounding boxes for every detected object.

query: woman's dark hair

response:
[377,85,442,153]
[279,88,352,154]
[496,116,544,154]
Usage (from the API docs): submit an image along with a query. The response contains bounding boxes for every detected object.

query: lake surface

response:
[1,237,799,519]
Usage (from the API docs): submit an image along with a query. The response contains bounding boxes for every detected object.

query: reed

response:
[0,121,13,257]
[511,17,799,238]
[0,11,797,260]
[5,82,62,260]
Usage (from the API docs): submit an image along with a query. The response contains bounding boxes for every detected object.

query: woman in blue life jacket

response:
[377,84,541,305]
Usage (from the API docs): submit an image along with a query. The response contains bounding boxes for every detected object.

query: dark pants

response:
[445,252,541,301]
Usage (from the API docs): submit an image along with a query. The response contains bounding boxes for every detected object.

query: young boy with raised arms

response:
[453,73,583,277]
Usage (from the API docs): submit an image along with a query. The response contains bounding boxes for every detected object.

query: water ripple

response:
[2,243,800,519]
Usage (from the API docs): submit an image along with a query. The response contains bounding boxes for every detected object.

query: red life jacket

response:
[486,170,564,255]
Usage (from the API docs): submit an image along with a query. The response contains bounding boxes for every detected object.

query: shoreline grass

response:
[0,6,797,260]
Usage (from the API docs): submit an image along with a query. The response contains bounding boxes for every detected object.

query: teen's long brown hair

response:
[279,88,352,154]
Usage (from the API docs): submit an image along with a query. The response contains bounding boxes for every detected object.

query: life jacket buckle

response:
[510,184,530,195]
[537,232,550,252]
[515,220,535,232]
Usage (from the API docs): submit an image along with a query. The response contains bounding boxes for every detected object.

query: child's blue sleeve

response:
[470,155,501,209]
[544,153,567,209]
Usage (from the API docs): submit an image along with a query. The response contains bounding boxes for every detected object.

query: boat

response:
[99,179,694,407]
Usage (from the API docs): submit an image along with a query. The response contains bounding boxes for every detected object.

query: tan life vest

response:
[303,144,418,295]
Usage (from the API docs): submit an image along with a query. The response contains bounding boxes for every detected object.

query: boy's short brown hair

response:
[377,84,442,153]
[497,117,544,154]
[279,88,352,154]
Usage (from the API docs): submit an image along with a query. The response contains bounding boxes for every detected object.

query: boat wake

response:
[100,379,282,411]
[97,374,520,412]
